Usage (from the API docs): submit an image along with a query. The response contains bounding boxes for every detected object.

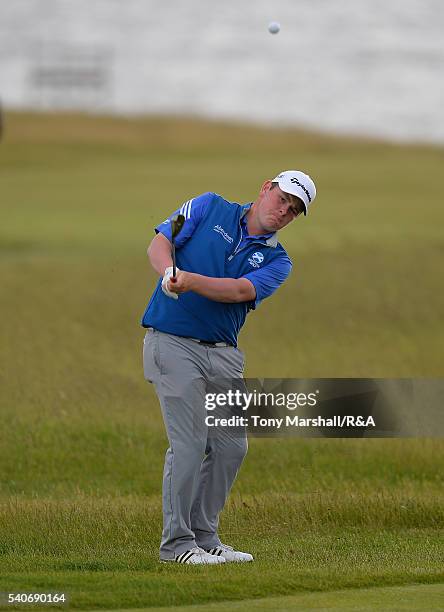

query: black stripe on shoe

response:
[183,551,196,563]
[175,551,188,563]
[176,550,195,564]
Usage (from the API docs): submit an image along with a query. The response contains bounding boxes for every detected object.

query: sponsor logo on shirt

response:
[213,225,234,243]
[248,251,264,268]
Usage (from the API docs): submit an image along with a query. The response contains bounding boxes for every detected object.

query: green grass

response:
[84,584,444,611]
[1,494,443,608]
[0,112,443,609]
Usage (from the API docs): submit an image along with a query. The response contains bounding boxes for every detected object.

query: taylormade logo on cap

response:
[272,170,317,215]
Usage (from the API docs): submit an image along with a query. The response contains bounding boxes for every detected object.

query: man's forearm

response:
[186,273,255,303]
[148,234,256,303]
[148,233,173,276]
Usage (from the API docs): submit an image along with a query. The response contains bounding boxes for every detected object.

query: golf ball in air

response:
[268,21,280,34]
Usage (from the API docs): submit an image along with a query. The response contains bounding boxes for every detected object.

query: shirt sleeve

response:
[154,192,214,248]
[242,255,292,308]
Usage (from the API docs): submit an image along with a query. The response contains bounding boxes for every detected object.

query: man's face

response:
[257,181,305,232]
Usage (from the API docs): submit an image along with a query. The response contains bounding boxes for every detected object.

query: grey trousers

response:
[143,329,248,560]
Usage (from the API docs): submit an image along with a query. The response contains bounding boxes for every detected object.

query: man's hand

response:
[167,270,193,296]
[162,266,179,300]
[161,268,193,299]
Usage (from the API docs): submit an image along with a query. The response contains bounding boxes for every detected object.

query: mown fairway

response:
[0,113,443,609]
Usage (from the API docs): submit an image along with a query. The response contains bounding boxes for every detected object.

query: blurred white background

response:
[1,0,443,142]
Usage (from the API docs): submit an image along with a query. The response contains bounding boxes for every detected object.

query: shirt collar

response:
[240,203,278,248]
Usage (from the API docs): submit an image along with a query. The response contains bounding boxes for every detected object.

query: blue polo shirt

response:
[141,192,292,346]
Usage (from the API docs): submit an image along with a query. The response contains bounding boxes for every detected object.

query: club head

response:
[171,214,185,240]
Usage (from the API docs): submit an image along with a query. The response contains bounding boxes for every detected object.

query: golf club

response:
[170,214,185,278]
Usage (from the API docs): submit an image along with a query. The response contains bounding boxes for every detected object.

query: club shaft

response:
[172,242,176,277]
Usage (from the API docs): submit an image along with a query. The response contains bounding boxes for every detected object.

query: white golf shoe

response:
[165,547,226,565]
[205,544,254,563]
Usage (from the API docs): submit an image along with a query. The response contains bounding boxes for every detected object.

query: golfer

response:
[141,170,317,564]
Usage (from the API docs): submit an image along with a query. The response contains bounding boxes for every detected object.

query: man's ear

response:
[260,180,272,195]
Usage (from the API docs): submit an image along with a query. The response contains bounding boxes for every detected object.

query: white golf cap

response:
[272,170,317,215]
